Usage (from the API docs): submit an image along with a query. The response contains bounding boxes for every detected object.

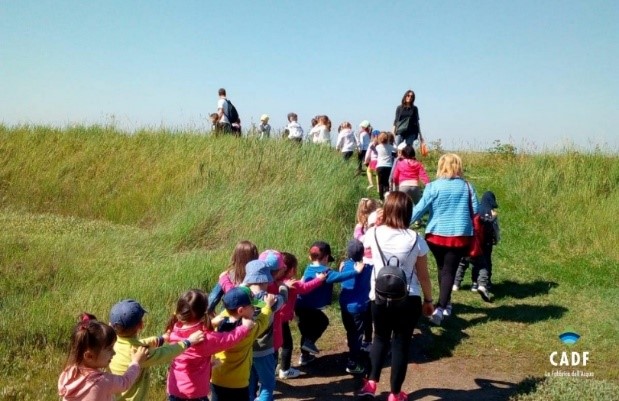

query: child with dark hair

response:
[276,252,326,379]
[339,239,372,374]
[58,313,149,401]
[165,289,254,401]
[286,112,304,142]
[392,144,429,205]
[453,191,500,301]
[295,241,364,366]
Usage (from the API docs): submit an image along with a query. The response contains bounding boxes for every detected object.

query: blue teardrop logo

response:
[559,331,580,345]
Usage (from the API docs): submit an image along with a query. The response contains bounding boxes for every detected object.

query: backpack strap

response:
[223,99,231,121]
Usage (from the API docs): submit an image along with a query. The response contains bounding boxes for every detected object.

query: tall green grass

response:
[0,124,617,400]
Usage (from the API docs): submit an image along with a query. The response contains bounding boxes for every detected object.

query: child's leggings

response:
[249,354,276,401]
[279,321,294,371]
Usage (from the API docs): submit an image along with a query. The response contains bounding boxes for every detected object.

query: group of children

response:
[58,189,500,401]
[58,239,373,401]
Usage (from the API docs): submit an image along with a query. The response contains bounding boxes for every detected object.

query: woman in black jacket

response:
[392,89,421,147]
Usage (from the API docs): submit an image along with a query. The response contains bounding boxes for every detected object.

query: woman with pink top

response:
[275,252,326,379]
[392,145,429,205]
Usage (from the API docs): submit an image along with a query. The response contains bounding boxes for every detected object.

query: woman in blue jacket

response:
[411,153,479,326]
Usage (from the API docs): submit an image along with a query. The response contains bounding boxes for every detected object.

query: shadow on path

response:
[408,377,525,401]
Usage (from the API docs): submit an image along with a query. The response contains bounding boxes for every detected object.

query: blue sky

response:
[1,1,617,151]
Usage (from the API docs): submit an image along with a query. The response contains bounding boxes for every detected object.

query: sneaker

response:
[429,307,444,326]
[477,286,492,302]
[301,339,320,354]
[470,283,479,292]
[443,303,453,318]
[345,362,365,374]
[361,341,372,352]
[298,354,316,366]
[452,284,460,291]
[279,367,301,379]
[367,185,374,190]
[358,379,377,397]
[387,391,408,401]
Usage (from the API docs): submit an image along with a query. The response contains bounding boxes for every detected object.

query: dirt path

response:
[274,328,529,401]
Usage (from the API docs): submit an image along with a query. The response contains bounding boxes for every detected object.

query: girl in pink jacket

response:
[58,313,149,401]
[166,289,254,401]
[275,252,326,379]
[392,145,429,205]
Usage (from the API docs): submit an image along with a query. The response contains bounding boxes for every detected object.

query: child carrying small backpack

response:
[453,190,500,302]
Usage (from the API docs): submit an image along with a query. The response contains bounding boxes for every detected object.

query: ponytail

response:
[65,313,116,368]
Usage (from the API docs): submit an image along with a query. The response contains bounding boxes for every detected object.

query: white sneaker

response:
[429,307,444,325]
[477,286,492,302]
[452,284,460,291]
[443,304,453,318]
[279,367,301,379]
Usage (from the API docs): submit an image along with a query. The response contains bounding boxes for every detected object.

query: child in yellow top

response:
[108,299,204,401]
[210,287,276,401]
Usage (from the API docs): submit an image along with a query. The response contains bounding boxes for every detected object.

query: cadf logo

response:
[546,331,594,377]
[550,331,589,367]
[559,331,581,345]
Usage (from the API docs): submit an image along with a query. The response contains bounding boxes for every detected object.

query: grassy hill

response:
[0,124,617,400]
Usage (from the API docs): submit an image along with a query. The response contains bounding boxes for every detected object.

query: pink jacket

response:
[166,322,251,398]
[58,364,140,401]
[267,278,323,350]
[393,159,429,186]
[218,271,237,293]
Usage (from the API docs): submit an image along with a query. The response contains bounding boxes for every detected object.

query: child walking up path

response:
[295,241,364,366]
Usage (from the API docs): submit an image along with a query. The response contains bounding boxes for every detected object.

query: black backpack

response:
[225,100,240,124]
[373,229,418,307]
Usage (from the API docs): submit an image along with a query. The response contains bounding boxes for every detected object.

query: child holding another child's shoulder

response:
[276,252,327,379]
[295,241,364,366]
[243,259,288,401]
[208,240,259,314]
[166,289,254,401]
[339,239,372,375]
[58,313,149,401]
[211,287,276,401]
[108,299,204,401]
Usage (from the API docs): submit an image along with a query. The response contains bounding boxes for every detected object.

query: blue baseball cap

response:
[223,286,266,310]
[109,299,147,329]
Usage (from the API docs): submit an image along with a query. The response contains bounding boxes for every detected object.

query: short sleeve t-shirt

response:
[363,225,429,300]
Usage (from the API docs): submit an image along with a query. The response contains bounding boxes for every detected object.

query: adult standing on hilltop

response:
[217,88,241,136]
[392,89,422,147]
